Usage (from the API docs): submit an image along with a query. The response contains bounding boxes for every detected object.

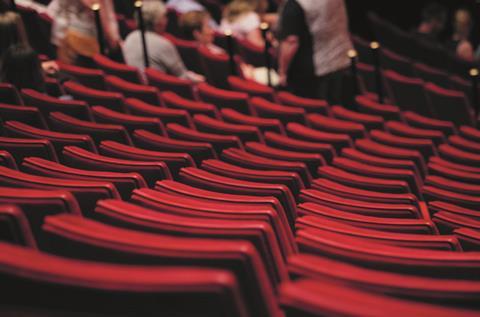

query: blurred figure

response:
[167,0,205,14]
[414,2,447,43]
[48,0,120,66]
[179,10,223,54]
[277,0,353,103]
[447,8,474,61]
[123,0,204,82]
[219,0,267,47]
[0,11,28,56]
[0,44,46,92]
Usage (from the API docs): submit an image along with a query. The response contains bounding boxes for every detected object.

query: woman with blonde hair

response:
[219,0,268,47]
[48,0,120,66]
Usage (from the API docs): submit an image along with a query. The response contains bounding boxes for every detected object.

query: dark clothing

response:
[277,0,316,97]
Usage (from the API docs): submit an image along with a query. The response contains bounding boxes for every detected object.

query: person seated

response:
[446,8,474,61]
[123,1,204,82]
[219,0,267,48]
[413,2,447,45]
[47,0,121,66]
[0,44,46,92]
[179,10,223,54]
[0,10,58,76]
[166,0,205,14]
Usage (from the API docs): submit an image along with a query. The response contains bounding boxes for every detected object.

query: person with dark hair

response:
[0,11,28,56]
[414,2,447,43]
[0,44,46,92]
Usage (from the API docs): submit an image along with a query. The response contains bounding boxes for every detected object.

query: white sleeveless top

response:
[296,0,353,76]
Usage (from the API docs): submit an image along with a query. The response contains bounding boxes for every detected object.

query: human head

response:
[139,0,167,33]
[421,2,447,35]
[179,10,214,45]
[453,8,472,39]
[0,44,46,92]
[0,11,28,56]
[224,0,267,22]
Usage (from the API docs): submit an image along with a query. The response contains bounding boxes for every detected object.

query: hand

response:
[41,61,59,75]
[278,73,287,87]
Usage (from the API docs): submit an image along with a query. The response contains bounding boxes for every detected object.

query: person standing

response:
[277,0,353,104]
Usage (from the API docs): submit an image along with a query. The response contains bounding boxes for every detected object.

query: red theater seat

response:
[92,106,166,135]
[424,82,475,126]
[0,204,37,248]
[251,97,307,125]
[423,185,480,210]
[201,159,304,198]
[287,254,480,307]
[161,91,220,118]
[197,82,251,114]
[286,123,353,152]
[42,214,280,317]
[297,203,437,234]
[370,129,436,160]
[449,135,480,154]
[62,146,172,187]
[167,123,243,156]
[460,126,480,143]
[21,88,93,121]
[428,201,480,220]
[0,83,22,105]
[276,91,330,115]
[194,114,263,143]
[124,98,194,128]
[228,76,276,101]
[307,113,367,140]
[93,54,142,83]
[0,242,249,317]
[385,120,446,146]
[425,175,480,196]
[296,229,479,279]
[455,228,480,251]
[132,129,216,165]
[0,165,119,215]
[299,189,419,219]
[429,156,480,174]
[145,68,196,100]
[63,81,125,111]
[279,278,479,316]
[99,140,195,176]
[221,148,312,186]
[21,157,146,200]
[0,103,48,129]
[331,105,384,130]
[49,112,133,146]
[221,108,285,134]
[433,211,480,234]
[355,95,402,121]
[59,62,106,90]
[439,143,480,167]
[428,162,480,185]
[403,110,457,136]
[3,120,97,157]
[264,132,335,163]
[105,75,161,105]
[0,136,58,164]
[0,150,17,170]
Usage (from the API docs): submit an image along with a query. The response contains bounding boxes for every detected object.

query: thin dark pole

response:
[348,49,358,95]
[134,1,149,68]
[370,41,384,104]
[260,22,272,87]
[10,0,16,11]
[92,3,106,55]
[225,29,236,75]
[470,68,479,116]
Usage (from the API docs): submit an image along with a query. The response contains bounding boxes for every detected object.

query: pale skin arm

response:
[246,28,265,48]
[278,35,299,86]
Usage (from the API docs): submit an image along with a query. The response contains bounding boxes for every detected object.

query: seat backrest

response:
[198,45,231,89]
[424,82,475,127]
[93,54,142,83]
[0,204,37,248]
[145,68,196,100]
[0,241,249,317]
[63,81,125,112]
[0,83,22,105]
[105,75,161,105]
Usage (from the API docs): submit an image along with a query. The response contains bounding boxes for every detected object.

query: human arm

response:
[278,35,299,86]
[457,40,474,61]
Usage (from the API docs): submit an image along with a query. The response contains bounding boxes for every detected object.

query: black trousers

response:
[288,67,355,107]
